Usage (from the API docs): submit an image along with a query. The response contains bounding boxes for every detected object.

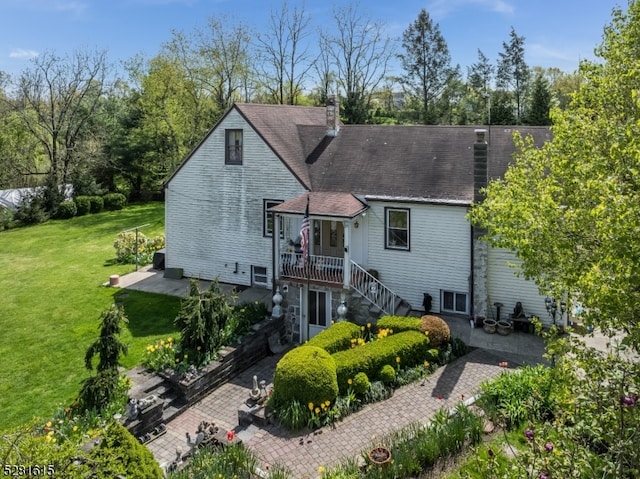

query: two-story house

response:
[163,100,556,342]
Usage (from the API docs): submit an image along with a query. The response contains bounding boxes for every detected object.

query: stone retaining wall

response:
[163,316,285,405]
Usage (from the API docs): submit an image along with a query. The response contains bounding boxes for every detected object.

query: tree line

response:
[0,2,582,199]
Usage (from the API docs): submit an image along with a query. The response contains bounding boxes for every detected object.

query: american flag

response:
[300,196,310,266]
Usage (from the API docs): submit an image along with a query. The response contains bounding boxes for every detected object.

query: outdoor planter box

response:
[162,316,285,405]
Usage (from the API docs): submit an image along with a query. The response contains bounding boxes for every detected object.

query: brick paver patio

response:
[146,347,534,478]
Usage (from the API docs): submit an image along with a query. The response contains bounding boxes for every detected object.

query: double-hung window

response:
[264,200,284,237]
[385,207,410,250]
[225,129,243,165]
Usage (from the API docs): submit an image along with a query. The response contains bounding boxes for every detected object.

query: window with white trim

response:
[441,290,468,314]
[263,199,284,237]
[385,207,410,250]
[308,290,328,327]
[252,266,268,287]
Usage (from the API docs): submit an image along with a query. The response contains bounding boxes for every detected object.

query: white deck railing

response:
[279,253,344,284]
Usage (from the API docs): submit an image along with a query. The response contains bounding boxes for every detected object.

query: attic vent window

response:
[225,129,243,165]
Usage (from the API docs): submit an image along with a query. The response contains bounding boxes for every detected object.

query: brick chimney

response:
[326,95,339,137]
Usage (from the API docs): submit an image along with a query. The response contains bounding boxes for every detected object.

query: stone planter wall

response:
[164,316,285,405]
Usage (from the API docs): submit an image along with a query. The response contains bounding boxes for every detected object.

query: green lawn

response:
[0,202,181,430]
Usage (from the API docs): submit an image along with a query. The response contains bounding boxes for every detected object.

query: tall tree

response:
[398,9,456,124]
[320,3,394,124]
[12,50,112,184]
[469,1,640,350]
[256,0,315,104]
[496,27,530,123]
[196,17,254,113]
[466,49,494,124]
[523,72,552,125]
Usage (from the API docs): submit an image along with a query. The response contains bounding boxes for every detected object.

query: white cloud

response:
[428,0,515,19]
[9,48,39,59]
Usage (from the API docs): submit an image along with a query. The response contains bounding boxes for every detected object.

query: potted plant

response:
[483,318,497,334]
[367,445,392,466]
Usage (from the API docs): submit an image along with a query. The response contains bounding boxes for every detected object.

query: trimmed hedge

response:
[271,346,339,408]
[55,200,77,219]
[306,321,361,353]
[103,193,127,211]
[332,330,431,391]
[88,195,104,213]
[75,196,91,216]
[377,315,422,333]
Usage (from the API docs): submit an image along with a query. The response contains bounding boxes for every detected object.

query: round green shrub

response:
[75,195,91,216]
[55,200,77,219]
[88,195,104,213]
[352,372,370,394]
[103,192,127,211]
[379,364,396,384]
[89,422,163,478]
[272,346,338,409]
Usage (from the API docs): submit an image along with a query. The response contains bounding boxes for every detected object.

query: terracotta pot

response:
[367,446,392,466]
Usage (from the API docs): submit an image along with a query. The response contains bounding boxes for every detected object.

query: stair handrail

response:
[350,260,402,315]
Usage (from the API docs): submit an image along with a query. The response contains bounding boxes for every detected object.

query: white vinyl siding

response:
[487,247,551,326]
[165,108,307,287]
[366,201,471,313]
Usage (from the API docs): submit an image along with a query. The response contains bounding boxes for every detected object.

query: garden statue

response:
[126,398,139,421]
[250,375,261,400]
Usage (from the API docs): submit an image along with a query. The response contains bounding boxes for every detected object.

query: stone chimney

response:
[326,95,339,137]
[472,129,488,323]
[473,129,488,205]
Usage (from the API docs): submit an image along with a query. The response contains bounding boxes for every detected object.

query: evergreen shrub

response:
[352,372,370,394]
[332,330,431,391]
[103,193,126,211]
[379,364,396,384]
[271,346,338,409]
[306,321,361,353]
[55,200,77,219]
[89,422,163,478]
[88,195,104,214]
[377,315,422,333]
[75,196,91,216]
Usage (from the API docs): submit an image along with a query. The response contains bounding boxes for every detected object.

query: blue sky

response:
[0,0,625,81]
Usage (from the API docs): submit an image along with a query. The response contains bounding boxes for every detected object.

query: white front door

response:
[308,289,331,338]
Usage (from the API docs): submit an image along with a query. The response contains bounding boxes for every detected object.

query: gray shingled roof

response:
[236,103,551,203]
[169,103,551,204]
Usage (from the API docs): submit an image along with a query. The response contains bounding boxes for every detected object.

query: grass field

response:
[0,202,182,430]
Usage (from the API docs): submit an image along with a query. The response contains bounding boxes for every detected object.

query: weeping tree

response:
[78,305,129,412]
[174,280,236,367]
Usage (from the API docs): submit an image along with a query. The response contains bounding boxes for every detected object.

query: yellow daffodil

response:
[308,402,314,411]
[318,465,325,473]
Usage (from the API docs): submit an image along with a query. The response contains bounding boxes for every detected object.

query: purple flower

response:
[524,429,535,441]
[620,394,638,407]
[539,473,549,479]
[544,441,554,452]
